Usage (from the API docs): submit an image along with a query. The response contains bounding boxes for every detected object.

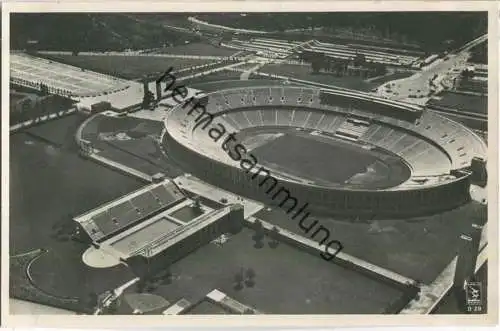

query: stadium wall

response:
[163,130,472,218]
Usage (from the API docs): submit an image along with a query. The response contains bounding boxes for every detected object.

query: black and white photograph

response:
[2,1,497,327]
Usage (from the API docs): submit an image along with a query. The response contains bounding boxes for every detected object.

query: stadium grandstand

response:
[222,37,421,65]
[75,180,244,270]
[163,86,487,217]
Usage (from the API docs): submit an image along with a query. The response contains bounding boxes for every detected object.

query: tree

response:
[142,90,154,109]
[244,268,256,287]
[353,53,366,67]
[193,197,202,211]
[234,269,244,291]
[268,226,280,249]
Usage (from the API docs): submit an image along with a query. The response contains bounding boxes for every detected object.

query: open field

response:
[427,92,487,115]
[10,115,144,306]
[147,228,407,314]
[40,54,218,80]
[10,93,27,104]
[260,63,395,91]
[154,42,239,57]
[255,201,485,284]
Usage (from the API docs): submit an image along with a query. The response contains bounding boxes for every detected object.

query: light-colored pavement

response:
[374,34,487,104]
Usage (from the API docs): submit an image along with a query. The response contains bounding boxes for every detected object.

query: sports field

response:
[251,132,409,188]
[80,114,183,178]
[41,54,218,80]
[10,115,143,305]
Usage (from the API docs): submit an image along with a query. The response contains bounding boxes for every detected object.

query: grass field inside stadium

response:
[250,131,409,188]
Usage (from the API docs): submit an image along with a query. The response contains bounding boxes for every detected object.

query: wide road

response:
[375,34,487,104]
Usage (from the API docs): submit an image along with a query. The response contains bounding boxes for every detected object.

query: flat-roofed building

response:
[74,181,186,243]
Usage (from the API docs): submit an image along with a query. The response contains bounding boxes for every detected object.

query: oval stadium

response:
[163,86,487,217]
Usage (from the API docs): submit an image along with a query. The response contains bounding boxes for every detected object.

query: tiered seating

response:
[335,118,371,140]
[412,112,486,169]
[315,113,344,132]
[231,111,252,128]
[169,86,486,182]
[240,109,260,126]
[406,147,452,177]
[304,40,418,66]
[86,183,185,241]
[386,133,416,154]
[131,191,162,215]
[290,108,309,127]
[304,111,324,129]
[261,107,276,125]
[276,108,293,126]
[374,130,404,150]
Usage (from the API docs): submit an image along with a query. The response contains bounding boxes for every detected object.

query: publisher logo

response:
[465,282,483,313]
[466,282,482,305]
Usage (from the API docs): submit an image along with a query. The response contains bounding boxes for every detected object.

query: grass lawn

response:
[428,92,487,115]
[144,228,406,314]
[255,201,486,284]
[10,115,144,302]
[189,78,289,92]
[259,63,382,92]
[368,71,415,85]
[41,54,219,80]
[155,42,239,57]
[81,114,183,178]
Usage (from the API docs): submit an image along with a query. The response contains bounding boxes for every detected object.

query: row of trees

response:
[299,51,387,78]
[10,91,75,125]
[196,12,486,53]
[13,13,202,53]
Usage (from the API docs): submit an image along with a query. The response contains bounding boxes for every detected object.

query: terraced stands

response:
[75,182,186,242]
[241,109,261,126]
[304,111,324,128]
[304,40,418,66]
[276,109,292,126]
[166,86,487,191]
[335,118,371,140]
